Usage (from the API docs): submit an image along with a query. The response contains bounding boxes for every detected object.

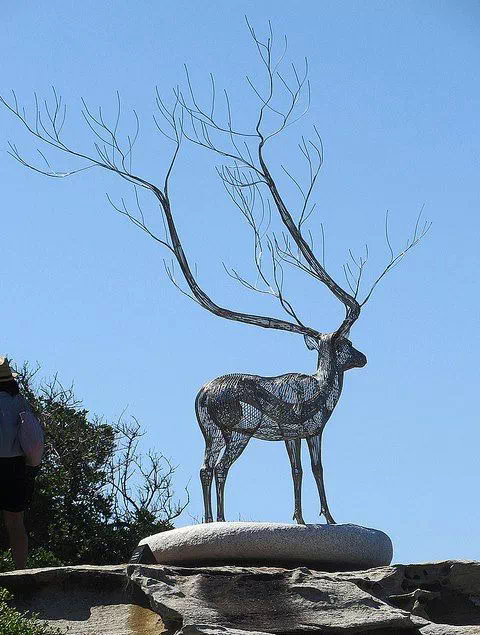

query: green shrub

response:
[8,367,182,566]
[25,549,64,570]
[0,588,62,635]
[0,551,14,573]
[0,549,64,573]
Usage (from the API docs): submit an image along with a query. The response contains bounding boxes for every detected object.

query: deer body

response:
[197,335,366,524]
[198,371,340,442]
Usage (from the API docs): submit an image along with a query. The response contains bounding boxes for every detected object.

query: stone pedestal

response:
[139,522,393,570]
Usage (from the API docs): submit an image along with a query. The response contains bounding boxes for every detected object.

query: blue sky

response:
[1,1,479,565]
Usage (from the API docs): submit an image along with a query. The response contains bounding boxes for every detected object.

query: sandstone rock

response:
[0,564,165,635]
[2,560,480,634]
[126,560,480,634]
[139,521,393,569]
[127,563,415,633]
[419,625,480,634]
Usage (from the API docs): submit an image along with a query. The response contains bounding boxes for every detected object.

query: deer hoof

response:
[321,510,336,524]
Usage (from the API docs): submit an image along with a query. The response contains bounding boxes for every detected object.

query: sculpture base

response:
[138,522,393,570]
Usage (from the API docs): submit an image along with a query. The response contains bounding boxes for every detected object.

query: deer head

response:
[304,333,367,373]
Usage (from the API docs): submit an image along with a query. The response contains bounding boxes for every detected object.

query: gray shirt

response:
[0,392,24,457]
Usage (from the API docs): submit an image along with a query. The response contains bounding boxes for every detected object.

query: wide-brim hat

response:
[0,357,18,382]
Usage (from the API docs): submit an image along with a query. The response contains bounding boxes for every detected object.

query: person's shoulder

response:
[1,392,26,409]
[0,391,16,414]
[14,393,28,408]
[0,391,25,407]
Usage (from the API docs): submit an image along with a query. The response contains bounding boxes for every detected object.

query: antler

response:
[258,147,360,338]
[153,189,322,340]
[178,20,429,340]
[0,88,323,341]
[1,21,429,345]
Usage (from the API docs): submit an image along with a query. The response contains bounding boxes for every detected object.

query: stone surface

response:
[0,564,165,635]
[128,563,413,633]
[2,560,480,634]
[126,560,480,634]
[139,522,393,570]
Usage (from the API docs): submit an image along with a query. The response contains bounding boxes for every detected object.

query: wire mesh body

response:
[198,372,335,442]
[196,336,367,525]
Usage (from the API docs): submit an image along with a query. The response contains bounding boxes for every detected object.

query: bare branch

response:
[106,414,189,525]
[360,208,431,306]
[1,23,430,346]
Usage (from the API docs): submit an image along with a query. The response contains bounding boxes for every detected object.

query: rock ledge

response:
[127,560,480,634]
[1,560,480,634]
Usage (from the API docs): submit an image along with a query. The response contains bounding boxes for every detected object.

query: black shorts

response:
[0,456,36,513]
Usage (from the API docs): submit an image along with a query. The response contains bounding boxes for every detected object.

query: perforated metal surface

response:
[197,335,367,525]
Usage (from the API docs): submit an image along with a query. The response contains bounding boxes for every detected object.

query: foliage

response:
[0,548,64,574]
[0,364,187,567]
[0,588,62,635]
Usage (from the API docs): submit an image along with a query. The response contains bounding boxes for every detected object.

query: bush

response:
[0,549,64,573]
[25,549,64,570]
[6,365,188,566]
[0,588,62,635]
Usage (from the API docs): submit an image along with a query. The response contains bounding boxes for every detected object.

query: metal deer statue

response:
[162,160,380,524]
[0,23,429,525]
[197,330,366,525]
[196,281,367,525]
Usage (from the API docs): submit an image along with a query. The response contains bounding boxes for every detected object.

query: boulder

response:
[126,560,480,634]
[139,521,393,570]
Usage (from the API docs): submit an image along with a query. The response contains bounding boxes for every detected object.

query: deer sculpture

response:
[197,330,366,525]
[0,24,428,524]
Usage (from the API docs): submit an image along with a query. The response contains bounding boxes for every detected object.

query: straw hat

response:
[0,357,18,383]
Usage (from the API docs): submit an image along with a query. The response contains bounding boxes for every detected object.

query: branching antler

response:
[1,19,430,346]
[177,18,430,338]
[0,81,322,340]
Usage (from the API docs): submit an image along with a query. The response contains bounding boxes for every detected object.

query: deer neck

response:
[313,341,344,404]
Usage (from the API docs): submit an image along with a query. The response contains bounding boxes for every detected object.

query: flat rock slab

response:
[139,521,393,570]
[2,560,480,634]
[0,565,165,635]
[127,563,414,633]
[126,561,480,634]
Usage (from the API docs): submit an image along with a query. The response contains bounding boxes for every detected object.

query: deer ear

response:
[304,335,318,351]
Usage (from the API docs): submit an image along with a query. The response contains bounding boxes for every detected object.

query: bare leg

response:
[3,511,27,569]
[306,433,336,524]
[284,439,305,524]
[214,432,250,522]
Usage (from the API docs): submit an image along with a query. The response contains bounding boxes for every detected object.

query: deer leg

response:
[307,432,336,524]
[200,428,225,523]
[214,431,251,522]
[284,439,305,525]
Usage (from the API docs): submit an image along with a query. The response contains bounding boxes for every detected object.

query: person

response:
[0,357,37,569]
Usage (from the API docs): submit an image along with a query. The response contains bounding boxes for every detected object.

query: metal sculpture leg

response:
[306,433,336,524]
[284,439,305,525]
[200,429,225,523]
[214,431,251,522]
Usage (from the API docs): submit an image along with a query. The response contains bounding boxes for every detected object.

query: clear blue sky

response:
[1,1,479,565]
